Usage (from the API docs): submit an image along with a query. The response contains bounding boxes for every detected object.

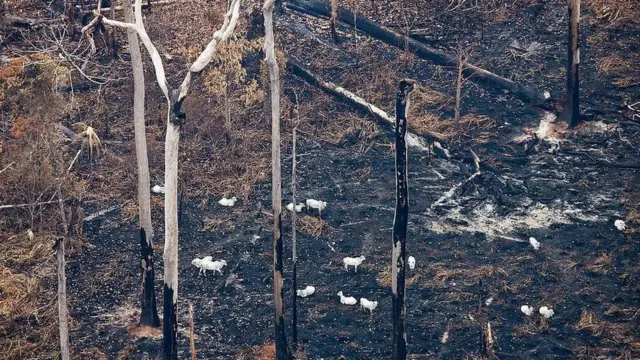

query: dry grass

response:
[575,310,640,354]
[0,233,58,360]
[201,217,236,233]
[236,342,306,360]
[376,266,420,287]
[299,215,328,237]
[597,54,633,76]
[428,264,508,287]
[586,253,613,275]
[584,0,640,26]
[513,316,550,337]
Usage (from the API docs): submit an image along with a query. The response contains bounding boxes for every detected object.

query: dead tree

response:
[392,79,416,360]
[329,0,338,43]
[264,0,292,358]
[123,0,159,328]
[54,238,70,360]
[560,0,581,127]
[99,0,242,358]
[285,0,550,107]
[291,97,299,349]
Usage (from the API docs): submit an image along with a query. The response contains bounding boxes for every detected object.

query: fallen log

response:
[284,0,551,108]
[288,58,433,151]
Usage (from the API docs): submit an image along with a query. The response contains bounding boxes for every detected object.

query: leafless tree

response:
[121,0,160,328]
[99,0,242,357]
[263,0,292,358]
[392,79,416,360]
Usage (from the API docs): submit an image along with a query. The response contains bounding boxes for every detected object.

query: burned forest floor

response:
[1,0,640,359]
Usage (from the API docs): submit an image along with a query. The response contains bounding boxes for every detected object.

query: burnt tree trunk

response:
[189,302,196,360]
[560,0,580,127]
[285,0,550,107]
[264,0,292,358]
[123,0,160,328]
[392,79,415,360]
[291,120,298,349]
[54,238,70,360]
[139,228,160,326]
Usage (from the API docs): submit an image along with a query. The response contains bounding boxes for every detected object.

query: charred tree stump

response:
[54,238,70,360]
[392,79,416,360]
[139,228,160,326]
[285,0,550,107]
[560,0,581,127]
[264,0,293,358]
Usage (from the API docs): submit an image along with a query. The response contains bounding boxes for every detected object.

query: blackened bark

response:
[291,124,298,349]
[140,228,160,327]
[392,79,414,360]
[560,0,580,127]
[274,213,291,359]
[163,284,178,360]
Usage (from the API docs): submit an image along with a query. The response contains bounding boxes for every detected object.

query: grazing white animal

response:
[408,256,416,270]
[521,305,534,316]
[539,306,554,319]
[27,229,34,241]
[296,285,316,298]
[337,291,357,305]
[218,197,237,207]
[529,237,540,250]
[306,199,327,215]
[614,220,626,231]
[343,256,366,272]
[286,203,305,212]
[543,90,551,99]
[191,256,213,269]
[360,298,378,314]
[485,297,494,306]
[199,259,227,276]
[151,185,165,194]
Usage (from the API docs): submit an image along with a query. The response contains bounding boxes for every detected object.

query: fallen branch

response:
[431,171,481,208]
[0,198,72,210]
[288,58,432,151]
[83,205,121,222]
[284,0,551,108]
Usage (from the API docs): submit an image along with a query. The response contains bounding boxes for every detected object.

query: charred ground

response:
[1,0,639,359]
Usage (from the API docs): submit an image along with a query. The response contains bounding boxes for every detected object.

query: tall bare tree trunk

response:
[54,238,70,360]
[263,0,292,358]
[163,113,180,360]
[124,0,159,328]
[291,113,298,349]
[560,0,580,128]
[392,79,415,360]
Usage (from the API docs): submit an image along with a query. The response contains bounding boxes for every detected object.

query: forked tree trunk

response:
[54,238,70,360]
[263,0,292,358]
[560,0,580,128]
[124,0,159,328]
[291,122,298,349]
[392,79,415,360]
